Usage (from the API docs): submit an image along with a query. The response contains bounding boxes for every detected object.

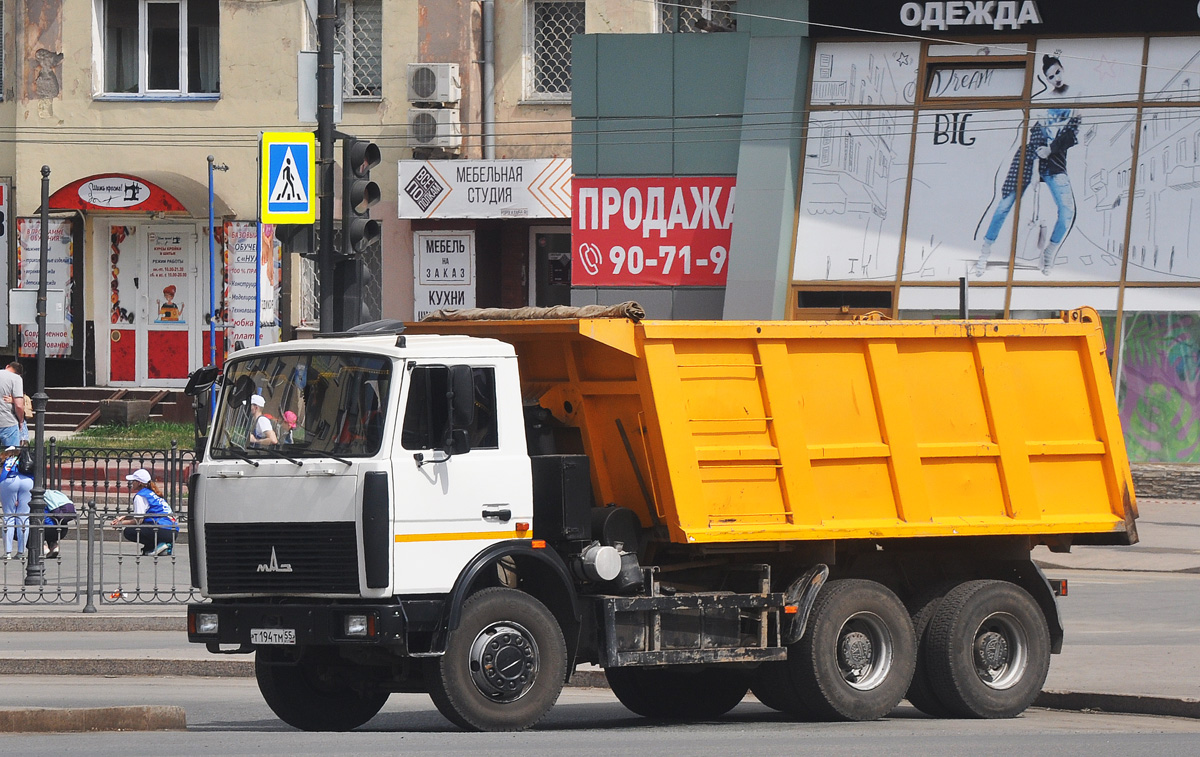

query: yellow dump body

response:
[406,309,1137,546]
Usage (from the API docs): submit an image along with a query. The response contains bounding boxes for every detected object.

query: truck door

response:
[391,361,531,593]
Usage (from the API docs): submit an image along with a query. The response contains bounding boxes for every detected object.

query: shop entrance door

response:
[529,227,572,306]
[108,224,199,387]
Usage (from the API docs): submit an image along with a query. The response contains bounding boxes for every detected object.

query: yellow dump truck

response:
[186,306,1137,731]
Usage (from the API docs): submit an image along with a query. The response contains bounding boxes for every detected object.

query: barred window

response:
[526,0,584,101]
[658,0,737,33]
[337,0,382,99]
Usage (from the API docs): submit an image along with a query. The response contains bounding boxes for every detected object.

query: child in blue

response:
[0,445,32,559]
[111,468,178,557]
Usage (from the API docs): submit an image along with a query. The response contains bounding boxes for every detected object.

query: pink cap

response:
[283,410,297,429]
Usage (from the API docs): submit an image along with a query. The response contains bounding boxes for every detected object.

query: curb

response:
[0,616,184,633]
[0,658,253,677]
[0,705,186,733]
[1035,690,1200,720]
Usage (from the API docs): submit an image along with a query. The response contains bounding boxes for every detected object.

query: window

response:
[526,0,584,101]
[103,0,219,95]
[211,353,391,459]
[658,0,737,33]
[401,366,498,451]
[336,0,382,99]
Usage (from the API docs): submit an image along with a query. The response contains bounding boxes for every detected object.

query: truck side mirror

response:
[444,428,470,456]
[185,365,221,397]
[449,365,475,429]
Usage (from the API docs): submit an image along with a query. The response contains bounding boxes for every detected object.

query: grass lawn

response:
[56,421,196,451]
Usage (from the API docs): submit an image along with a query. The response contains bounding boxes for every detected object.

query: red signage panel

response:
[572,177,735,287]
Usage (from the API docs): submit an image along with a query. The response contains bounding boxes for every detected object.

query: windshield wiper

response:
[220,446,260,467]
[288,447,353,466]
[254,447,304,466]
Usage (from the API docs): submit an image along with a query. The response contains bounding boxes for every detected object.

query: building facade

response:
[0,0,641,387]
[573,0,1200,463]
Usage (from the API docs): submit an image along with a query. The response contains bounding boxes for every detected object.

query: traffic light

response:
[342,136,381,256]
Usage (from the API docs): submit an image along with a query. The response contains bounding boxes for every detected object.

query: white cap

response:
[250,394,266,407]
[125,468,151,484]
[4,446,17,453]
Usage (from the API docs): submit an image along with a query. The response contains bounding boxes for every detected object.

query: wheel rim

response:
[467,621,540,703]
[972,612,1029,690]
[836,611,894,691]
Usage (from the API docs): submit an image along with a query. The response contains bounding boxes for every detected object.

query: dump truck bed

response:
[406,309,1137,546]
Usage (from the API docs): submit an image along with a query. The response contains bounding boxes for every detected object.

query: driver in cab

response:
[248,394,278,447]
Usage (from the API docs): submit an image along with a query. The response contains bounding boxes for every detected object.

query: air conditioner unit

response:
[408,108,462,149]
[407,63,461,103]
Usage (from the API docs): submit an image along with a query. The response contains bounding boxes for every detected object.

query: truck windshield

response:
[211,352,392,460]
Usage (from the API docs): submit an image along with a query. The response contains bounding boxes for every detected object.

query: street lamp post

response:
[207,156,228,418]
[25,166,50,587]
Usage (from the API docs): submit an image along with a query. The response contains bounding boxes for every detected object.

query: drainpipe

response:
[482,0,496,159]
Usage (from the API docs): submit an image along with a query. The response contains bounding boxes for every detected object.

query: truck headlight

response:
[343,614,370,637]
[194,612,219,635]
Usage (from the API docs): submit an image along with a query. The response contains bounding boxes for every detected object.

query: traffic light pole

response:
[317,0,336,333]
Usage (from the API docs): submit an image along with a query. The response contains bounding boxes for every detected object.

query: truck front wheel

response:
[925,580,1051,718]
[255,648,389,731]
[789,579,917,721]
[606,666,749,719]
[428,587,568,731]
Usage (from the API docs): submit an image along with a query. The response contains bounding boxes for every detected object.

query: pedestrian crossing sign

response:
[260,132,316,223]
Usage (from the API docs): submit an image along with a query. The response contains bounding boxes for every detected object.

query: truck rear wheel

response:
[925,580,1051,718]
[255,648,389,731]
[427,587,567,732]
[905,587,955,718]
[789,579,916,721]
[606,666,749,720]
[750,662,808,716]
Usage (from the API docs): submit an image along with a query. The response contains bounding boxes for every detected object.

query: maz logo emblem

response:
[256,547,293,573]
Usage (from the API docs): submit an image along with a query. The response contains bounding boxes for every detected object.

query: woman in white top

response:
[248,394,278,447]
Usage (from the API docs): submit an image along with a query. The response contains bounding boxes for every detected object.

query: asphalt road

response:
[1,677,1199,756]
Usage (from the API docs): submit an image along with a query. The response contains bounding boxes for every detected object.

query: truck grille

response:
[205,522,360,594]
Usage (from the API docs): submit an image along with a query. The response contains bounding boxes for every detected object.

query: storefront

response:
[9,172,280,389]
[796,1,1200,462]
[398,158,574,316]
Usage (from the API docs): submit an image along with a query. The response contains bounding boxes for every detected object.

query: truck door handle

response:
[482,507,511,523]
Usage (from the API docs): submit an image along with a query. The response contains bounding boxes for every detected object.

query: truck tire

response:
[606,666,749,720]
[789,579,916,721]
[925,580,1051,719]
[427,587,567,732]
[750,662,808,716]
[905,587,955,718]
[255,648,389,731]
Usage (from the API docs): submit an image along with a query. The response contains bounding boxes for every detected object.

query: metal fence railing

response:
[1,505,201,607]
[1,442,202,607]
[46,440,197,522]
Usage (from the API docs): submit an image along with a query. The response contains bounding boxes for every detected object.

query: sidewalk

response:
[0,498,1196,728]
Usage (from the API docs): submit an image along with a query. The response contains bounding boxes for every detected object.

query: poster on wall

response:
[571,177,735,287]
[1128,107,1200,281]
[903,109,1027,280]
[0,181,8,348]
[794,110,914,281]
[413,231,475,321]
[16,218,73,358]
[223,221,280,355]
[1009,107,1135,282]
[1030,38,1144,105]
[1145,36,1200,102]
[810,42,920,107]
[148,230,188,323]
